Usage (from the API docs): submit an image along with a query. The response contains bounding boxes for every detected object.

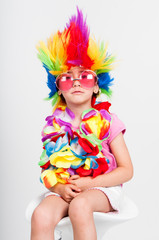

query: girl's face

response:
[57,66,99,107]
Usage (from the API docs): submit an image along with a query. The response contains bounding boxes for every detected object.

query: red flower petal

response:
[76,167,93,177]
[40,161,50,170]
[91,96,111,112]
[74,132,99,156]
[43,176,52,188]
[92,158,109,178]
[99,123,110,140]
[51,133,65,142]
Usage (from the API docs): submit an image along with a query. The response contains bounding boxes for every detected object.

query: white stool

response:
[26,192,138,240]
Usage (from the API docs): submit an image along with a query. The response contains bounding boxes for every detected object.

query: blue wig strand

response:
[97,72,114,92]
[43,65,57,98]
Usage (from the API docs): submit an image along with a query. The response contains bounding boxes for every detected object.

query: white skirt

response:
[45,185,123,212]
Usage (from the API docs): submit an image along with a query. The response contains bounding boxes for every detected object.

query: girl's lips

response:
[72,91,84,94]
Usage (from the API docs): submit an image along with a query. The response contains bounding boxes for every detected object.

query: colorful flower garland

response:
[39,104,112,188]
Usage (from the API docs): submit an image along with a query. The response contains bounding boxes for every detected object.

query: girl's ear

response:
[58,90,62,95]
[94,84,99,94]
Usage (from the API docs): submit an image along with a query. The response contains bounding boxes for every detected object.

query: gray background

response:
[0,0,159,239]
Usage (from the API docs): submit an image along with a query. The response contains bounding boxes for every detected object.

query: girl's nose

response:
[72,71,79,79]
[73,79,81,87]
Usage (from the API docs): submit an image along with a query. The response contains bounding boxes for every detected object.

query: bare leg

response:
[31,195,69,240]
[68,189,113,240]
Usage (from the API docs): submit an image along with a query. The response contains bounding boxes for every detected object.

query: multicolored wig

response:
[37,7,115,108]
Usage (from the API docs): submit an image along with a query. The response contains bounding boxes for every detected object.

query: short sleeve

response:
[108,113,126,144]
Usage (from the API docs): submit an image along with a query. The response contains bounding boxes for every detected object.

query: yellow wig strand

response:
[88,38,115,74]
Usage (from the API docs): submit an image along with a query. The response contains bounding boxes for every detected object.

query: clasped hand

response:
[68,175,93,191]
[56,175,93,203]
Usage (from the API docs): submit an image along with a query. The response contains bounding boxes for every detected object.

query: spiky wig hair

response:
[37,7,115,108]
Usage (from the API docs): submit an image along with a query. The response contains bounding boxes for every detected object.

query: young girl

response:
[31,8,133,240]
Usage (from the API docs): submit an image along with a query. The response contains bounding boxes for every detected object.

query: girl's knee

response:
[69,197,92,221]
[31,204,56,231]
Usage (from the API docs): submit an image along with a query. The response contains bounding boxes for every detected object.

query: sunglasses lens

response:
[56,74,73,91]
[80,71,97,88]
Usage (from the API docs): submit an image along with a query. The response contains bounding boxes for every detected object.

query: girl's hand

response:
[52,183,81,203]
[68,175,93,191]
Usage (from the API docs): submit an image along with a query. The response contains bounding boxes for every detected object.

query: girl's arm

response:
[69,132,133,190]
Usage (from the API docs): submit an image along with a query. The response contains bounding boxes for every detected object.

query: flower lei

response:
[39,103,112,188]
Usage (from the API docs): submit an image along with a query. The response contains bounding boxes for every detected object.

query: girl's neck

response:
[67,102,92,127]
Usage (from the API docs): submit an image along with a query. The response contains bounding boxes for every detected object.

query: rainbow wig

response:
[37,7,115,108]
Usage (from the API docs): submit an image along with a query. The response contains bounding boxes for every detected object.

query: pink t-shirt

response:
[102,113,126,173]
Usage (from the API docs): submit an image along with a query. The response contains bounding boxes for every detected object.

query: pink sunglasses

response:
[56,70,97,91]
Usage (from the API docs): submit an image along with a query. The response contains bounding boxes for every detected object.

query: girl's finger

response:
[68,180,78,186]
[69,175,80,180]
[69,190,81,198]
[70,184,81,192]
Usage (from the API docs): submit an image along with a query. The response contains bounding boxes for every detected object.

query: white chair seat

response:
[26,192,138,240]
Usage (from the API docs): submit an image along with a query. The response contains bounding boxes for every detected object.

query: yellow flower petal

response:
[41,169,57,188]
[83,158,91,170]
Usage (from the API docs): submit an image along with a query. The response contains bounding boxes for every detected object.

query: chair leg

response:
[55,229,62,240]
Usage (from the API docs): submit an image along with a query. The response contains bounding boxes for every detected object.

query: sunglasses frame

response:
[56,70,98,91]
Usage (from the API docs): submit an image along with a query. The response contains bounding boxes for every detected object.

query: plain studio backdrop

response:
[0,0,159,239]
